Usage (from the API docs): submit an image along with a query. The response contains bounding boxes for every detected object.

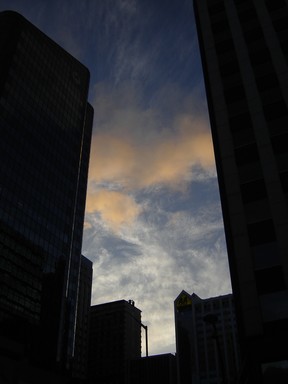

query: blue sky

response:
[1,0,232,355]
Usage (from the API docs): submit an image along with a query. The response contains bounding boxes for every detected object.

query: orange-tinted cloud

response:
[88,115,214,189]
[85,189,141,230]
[85,83,215,228]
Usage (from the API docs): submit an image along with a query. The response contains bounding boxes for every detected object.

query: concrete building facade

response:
[194,0,288,381]
[174,291,240,384]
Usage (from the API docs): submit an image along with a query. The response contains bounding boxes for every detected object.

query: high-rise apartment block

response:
[0,10,93,378]
[89,300,142,384]
[174,291,240,384]
[194,0,288,381]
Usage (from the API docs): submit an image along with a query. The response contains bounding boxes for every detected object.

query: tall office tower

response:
[0,10,93,376]
[194,0,288,381]
[89,300,142,384]
[174,291,240,384]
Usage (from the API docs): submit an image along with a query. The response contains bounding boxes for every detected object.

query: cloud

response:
[83,192,231,354]
[86,189,141,230]
[88,121,214,189]
[86,83,215,228]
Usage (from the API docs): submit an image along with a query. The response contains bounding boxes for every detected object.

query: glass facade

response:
[0,11,93,370]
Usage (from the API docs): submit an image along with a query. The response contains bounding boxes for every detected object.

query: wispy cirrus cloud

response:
[83,82,230,352]
[0,0,232,357]
[83,186,231,354]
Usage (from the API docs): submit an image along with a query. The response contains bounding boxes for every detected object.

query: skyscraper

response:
[194,0,288,381]
[89,300,142,384]
[0,10,93,376]
[174,291,240,384]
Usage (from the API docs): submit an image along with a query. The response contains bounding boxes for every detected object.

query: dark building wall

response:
[130,354,177,384]
[174,293,194,384]
[194,0,288,381]
[88,300,141,384]
[0,10,93,375]
[72,255,93,381]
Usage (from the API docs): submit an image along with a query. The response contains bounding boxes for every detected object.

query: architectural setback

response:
[194,0,288,382]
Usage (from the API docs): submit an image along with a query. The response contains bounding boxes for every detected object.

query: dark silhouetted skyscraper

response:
[0,10,93,378]
[130,353,177,384]
[89,300,142,384]
[194,0,288,381]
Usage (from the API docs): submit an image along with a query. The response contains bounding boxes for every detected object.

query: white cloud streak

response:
[86,83,215,229]
[82,82,232,354]
[84,194,231,354]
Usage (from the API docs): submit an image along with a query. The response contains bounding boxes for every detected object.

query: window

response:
[208,1,225,16]
[211,19,230,35]
[265,0,286,12]
[235,143,259,166]
[247,219,276,246]
[264,100,288,121]
[229,112,253,132]
[255,266,285,294]
[249,47,271,65]
[243,26,264,42]
[271,133,288,154]
[240,179,267,203]
[219,59,240,77]
[215,38,235,54]
[280,171,288,192]
[252,242,280,269]
[223,84,246,103]
[237,7,258,23]
[273,16,288,32]
[255,73,279,92]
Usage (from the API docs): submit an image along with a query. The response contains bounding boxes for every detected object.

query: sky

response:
[1,0,232,355]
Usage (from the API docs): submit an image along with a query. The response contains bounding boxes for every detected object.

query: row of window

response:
[0,118,78,204]
[0,242,42,276]
[0,288,40,318]
[20,29,85,97]
[9,61,84,120]
[207,2,288,301]
[0,201,69,249]
[0,177,73,232]
[0,157,75,216]
[0,209,68,259]
[11,50,81,101]
[0,268,41,302]
[4,77,82,134]
[0,98,82,168]
[0,226,43,266]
